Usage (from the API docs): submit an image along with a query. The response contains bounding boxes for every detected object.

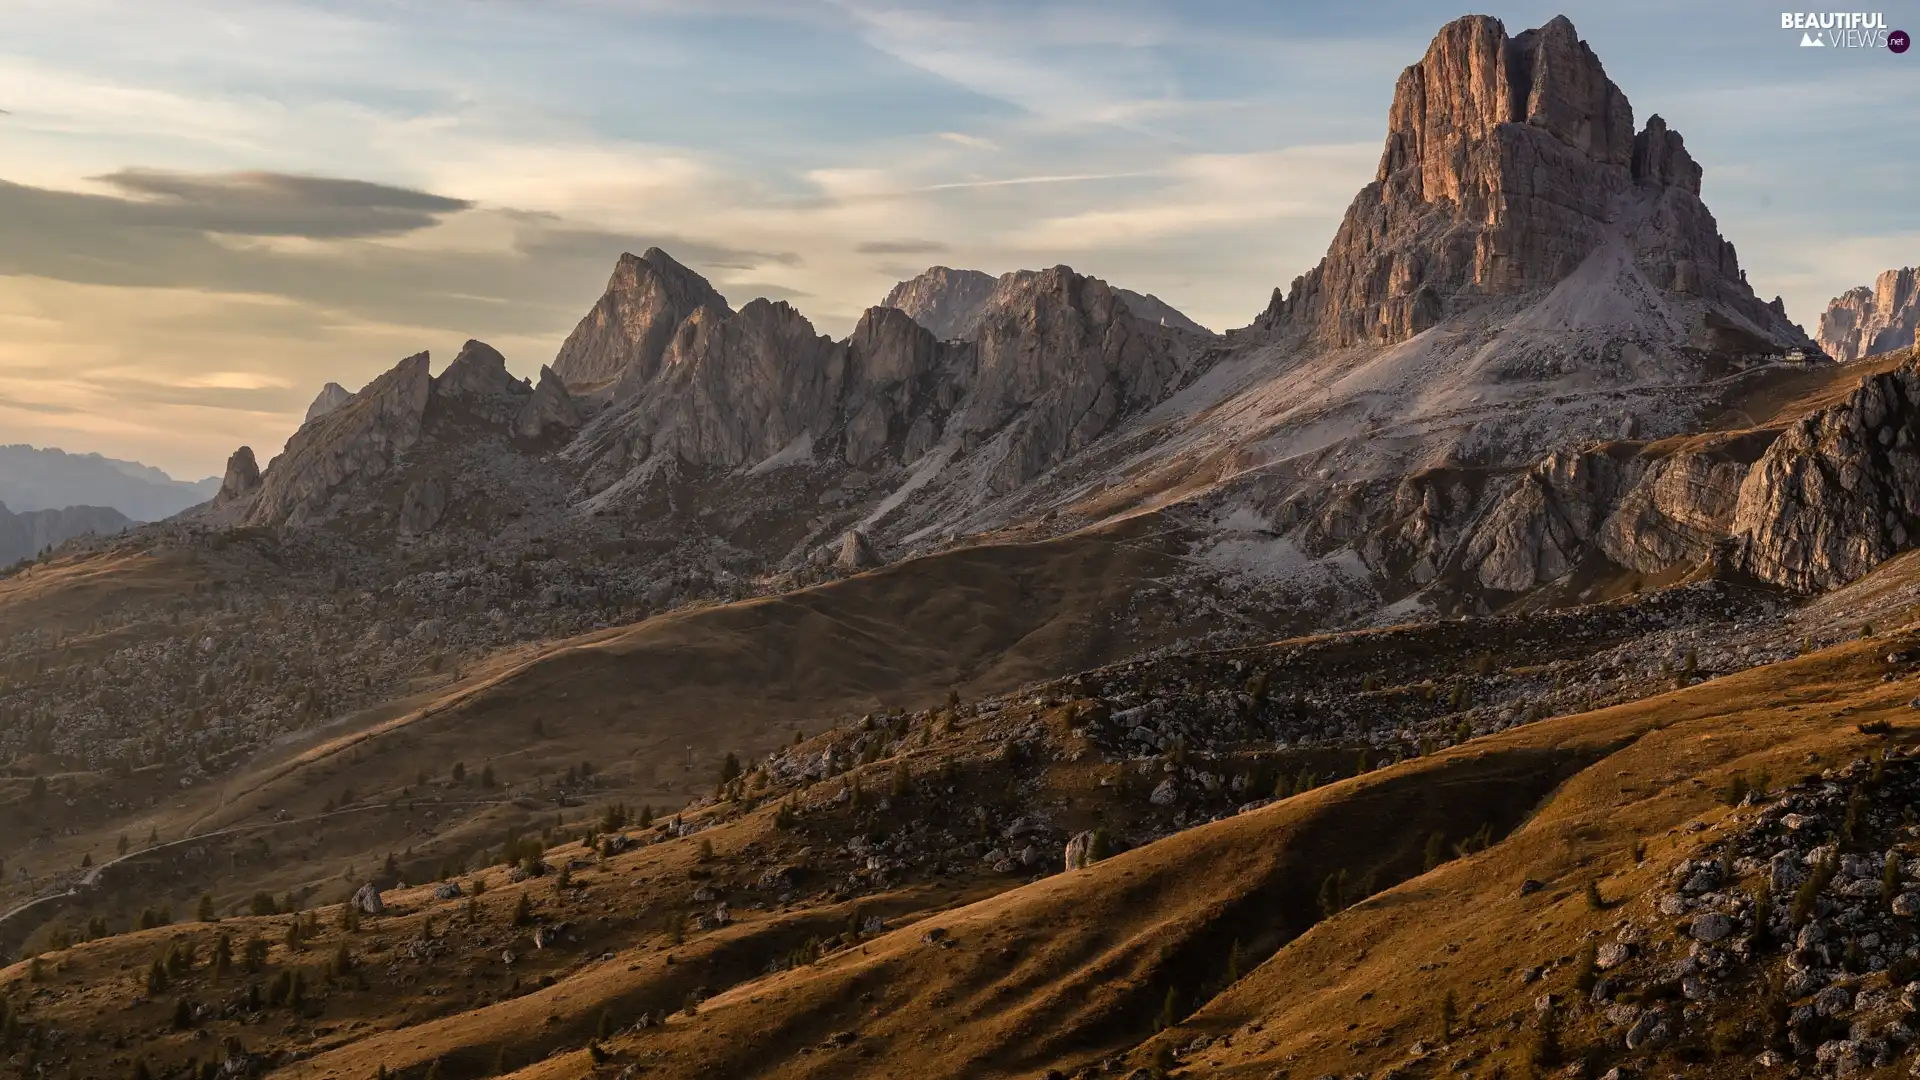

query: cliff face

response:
[573,261,1205,496]
[1259,15,1803,355]
[0,501,131,564]
[550,248,732,393]
[303,383,353,426]
[881,267,1000,340]
[1730,361,1920,591]
[1819,268,1920,361]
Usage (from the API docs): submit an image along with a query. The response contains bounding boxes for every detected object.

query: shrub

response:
[1572,941,1598,995]
[1318,870,1348,918]
[1859,719,1894,736]
[1791,854,1837,927]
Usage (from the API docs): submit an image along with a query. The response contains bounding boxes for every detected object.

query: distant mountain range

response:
[0,444,219,522]
[0,501,131,566]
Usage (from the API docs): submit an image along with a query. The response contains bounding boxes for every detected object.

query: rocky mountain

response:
[303,381,354,425]
[204,340,580,532]
[883,265,1215,339]
[14,13,1920,1080]
[549,247,731,396]
[1259,14,1802,356]
[0,500,129,564]
[184,14,1849,628]
[0,444,218,521]
[1820,265,1920,361]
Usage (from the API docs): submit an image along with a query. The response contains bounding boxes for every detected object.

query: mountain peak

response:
[882,265,1215,342]
[552,249,732,394]
[1264,13,1803,353]
[304,382,353,426]
[1819,267,1920,360]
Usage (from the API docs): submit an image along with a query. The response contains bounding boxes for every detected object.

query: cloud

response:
[94,169,472,237]
[853,238,949,255]
[0,170,473,244]
[1014,145,1374,250]
[937,131,997,150]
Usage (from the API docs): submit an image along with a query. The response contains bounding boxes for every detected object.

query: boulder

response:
[1064,830,1097,871]
[352,883,385,916]
[837,530,880,572]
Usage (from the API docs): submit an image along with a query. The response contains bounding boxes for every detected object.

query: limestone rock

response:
[551,248,731,393]
[1064,831,1097,871]
[217,446,261,504]
[1731,358,1920,590]
[961,266,1203,491]
[1820,267,1920,361]
[883,265,1214,340]
[352,882,385,915]
[839,305,970,467]
[514,365,583,442]
[837,530,880,572]
[303,382,353,425]
[572,261,1202,493]
[0,501,132,565]
[434,339,525,403]
[234,352,433,527]
[1690,911,1734,942]
[399,475,448,535]
[881,266,1000,340]
[1258,15,1804,356]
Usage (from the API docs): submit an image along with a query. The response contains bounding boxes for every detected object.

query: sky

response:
[0,0,1914,480]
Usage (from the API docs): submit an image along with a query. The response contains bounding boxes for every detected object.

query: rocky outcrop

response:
[514,365,583,442]
[1457,432,1772,592]
[551,248,731,393]
[434,340,525,402]
[836,530,880,572]
[0,501,131,564]
[883,266,1215,342]
[304,383,353,425]
[882,267,1000,340]
[218,446,261,503]
[575,261,1203,493]
[1819,268,1920,361]
[604,299,848,469]
[227,352,433,527]
[1731,360,1920,591]
[1258,14,1805,356]
[1596,433,1769,573]
[839,306,970,467]
[961,267,1203,491]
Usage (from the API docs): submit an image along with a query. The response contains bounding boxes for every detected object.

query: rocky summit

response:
[7,12,1920,1080]
[1822,266,1920,361]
